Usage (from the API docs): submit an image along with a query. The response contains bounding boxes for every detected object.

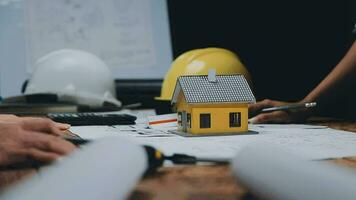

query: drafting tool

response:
[261,102,317,113]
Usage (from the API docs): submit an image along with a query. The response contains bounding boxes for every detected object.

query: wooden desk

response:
[0,120,355,199]
[129,120,356,200]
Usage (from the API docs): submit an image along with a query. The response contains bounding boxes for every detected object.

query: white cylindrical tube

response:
[232,142,356,200]
[1,137,147,200]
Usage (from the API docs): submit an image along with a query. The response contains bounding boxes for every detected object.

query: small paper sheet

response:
[147,113,177,129]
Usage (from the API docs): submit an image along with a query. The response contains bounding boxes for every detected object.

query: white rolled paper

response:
[232,142,356,200]
[1,137,147,200]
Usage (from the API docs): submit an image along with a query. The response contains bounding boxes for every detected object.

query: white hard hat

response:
[25,49,122,108]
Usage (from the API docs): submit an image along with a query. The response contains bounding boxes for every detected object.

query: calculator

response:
[47,113,137,126]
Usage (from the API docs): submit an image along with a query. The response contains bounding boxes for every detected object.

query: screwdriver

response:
[143,145,229,175]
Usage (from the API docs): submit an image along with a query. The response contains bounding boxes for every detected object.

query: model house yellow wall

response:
[176,92,191,132]
[176,98,248,134]
[176,92,190,113]
[190,104,248,134]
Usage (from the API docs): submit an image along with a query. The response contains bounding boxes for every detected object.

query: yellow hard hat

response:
[156,47,252,101]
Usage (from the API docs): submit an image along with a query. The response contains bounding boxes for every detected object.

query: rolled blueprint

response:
[232,142,356,200]
[1,137,147,200]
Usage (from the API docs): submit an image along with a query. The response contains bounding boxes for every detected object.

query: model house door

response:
[182,111,187,132]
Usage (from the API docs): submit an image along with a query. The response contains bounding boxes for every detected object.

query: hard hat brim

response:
[154,96,171,101]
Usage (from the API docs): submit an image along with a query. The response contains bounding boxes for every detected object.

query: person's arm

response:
[303,41,356,104]
[249,41,356,124]
[0,114,71,131]
[0,116,76,167]
[0,115,75,188]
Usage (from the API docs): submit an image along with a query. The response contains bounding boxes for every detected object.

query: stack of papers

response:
[70,112,356,161]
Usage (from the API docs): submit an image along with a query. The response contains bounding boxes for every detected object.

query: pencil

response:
[261,102,317,113]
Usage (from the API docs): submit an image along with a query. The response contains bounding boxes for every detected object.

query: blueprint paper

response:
[71,123,356,160]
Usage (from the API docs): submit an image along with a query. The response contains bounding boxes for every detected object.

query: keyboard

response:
[47,113,137,126]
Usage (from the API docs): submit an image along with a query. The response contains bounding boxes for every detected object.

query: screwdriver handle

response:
[143,146,164,176]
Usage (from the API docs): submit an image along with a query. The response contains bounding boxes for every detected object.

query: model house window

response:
[187,113,191,128]
[229,112,241,127]
[200,113,211,128]
[178,112,182,126]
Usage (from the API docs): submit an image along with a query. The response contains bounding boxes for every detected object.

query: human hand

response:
[0,118,76,166]
[248,99,311,124]
[0,114,70,131]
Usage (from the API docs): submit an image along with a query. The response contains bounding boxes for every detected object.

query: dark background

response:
[164,0,356,119]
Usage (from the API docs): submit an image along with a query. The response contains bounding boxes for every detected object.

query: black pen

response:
[261,102,317,113]
[63,136,91,145]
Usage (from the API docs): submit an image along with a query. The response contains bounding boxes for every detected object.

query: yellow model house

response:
[171,72,255,136]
